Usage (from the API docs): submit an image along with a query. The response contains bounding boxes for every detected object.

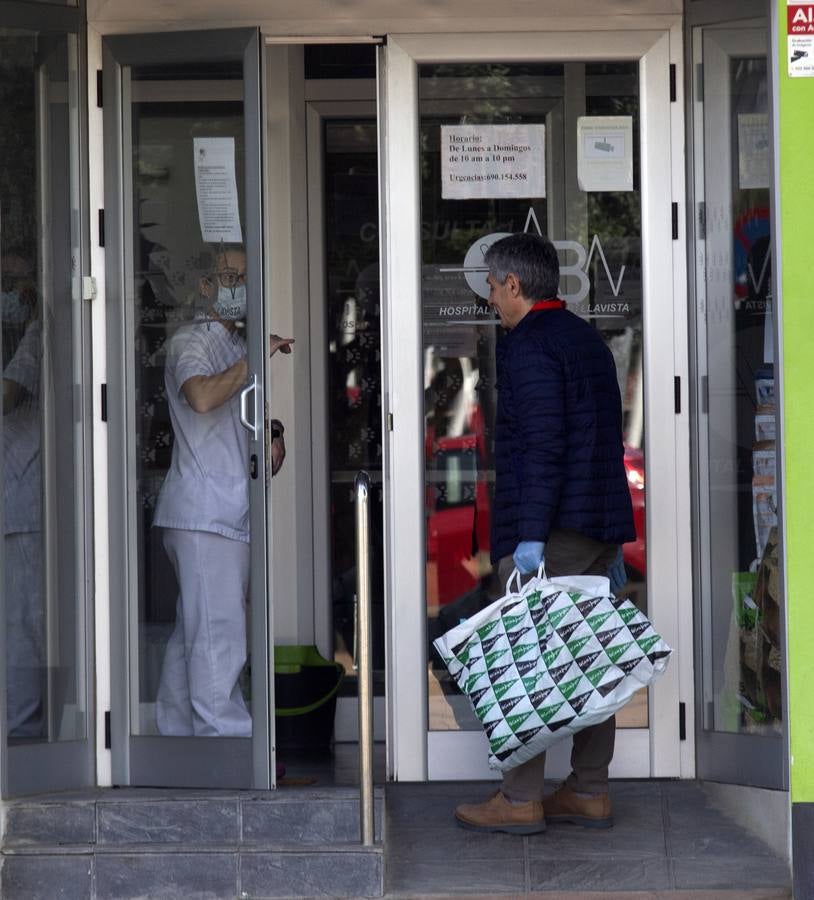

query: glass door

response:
[103,30,273,788]
[691,21,784,788]
[0,6,94,796]
[380,33,683,781]
[306,97,386,742]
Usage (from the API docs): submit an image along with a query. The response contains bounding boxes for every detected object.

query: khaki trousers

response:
[497,529,619,801]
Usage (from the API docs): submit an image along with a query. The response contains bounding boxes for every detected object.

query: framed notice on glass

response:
[193,136,243,243]
[441,124,546,200]
[577,116,633,193]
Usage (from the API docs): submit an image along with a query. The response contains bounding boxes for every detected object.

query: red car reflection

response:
[623,445,646,582]
[426,435,646,608]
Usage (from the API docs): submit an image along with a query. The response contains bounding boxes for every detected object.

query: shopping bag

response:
[433,567,672,771]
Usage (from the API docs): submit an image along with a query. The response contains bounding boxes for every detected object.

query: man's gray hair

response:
[483,233,560,301]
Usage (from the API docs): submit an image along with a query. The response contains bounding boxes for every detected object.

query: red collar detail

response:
[530,298,566,312]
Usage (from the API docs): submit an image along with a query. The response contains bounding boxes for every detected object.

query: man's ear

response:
[506,272,521,297]
[200,275,214,299]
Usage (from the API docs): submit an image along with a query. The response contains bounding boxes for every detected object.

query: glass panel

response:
[323,119,386,683]
[126,62,253,736]
[419,62,647,732]
[1,29,86,742]
[696,32,781,737]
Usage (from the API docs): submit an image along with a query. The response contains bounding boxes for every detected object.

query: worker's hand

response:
[269,334,295,356]
[513,541,545,575]
[607,546,627,594]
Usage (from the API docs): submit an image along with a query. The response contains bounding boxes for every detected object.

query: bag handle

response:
[506,568,522,593]
[506,561,548,594]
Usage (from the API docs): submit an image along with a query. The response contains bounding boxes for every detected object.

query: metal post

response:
[355,470,375,846]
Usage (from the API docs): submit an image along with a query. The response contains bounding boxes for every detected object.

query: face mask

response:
[1,290,29,325]
[213,283,247,321]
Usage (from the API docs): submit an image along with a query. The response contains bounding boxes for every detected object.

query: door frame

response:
[304,94,391,742]
[102,28,273,788]
[0,0,96,797]
[688,21,785,789]
[379,29,691,782]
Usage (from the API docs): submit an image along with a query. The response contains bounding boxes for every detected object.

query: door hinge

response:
[674,376,681,415]
[671,202,679,240]
[98,209,105,248]
[82,275,97,301]
[679,702,687,741]
[698,201,706,240]
[96,69,103,108]
[669,63,677,102]
[387,412,394,432]
[695,62,704,103]
[104,711,111,749]
[101,383,108,422]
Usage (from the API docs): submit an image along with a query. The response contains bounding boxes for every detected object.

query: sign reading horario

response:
[441,124,546,200]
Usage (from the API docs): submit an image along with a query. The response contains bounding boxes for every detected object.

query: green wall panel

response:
[778,0,814,804]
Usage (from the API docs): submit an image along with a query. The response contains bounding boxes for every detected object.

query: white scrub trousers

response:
[5,531,45,738]
[156,528,252,737]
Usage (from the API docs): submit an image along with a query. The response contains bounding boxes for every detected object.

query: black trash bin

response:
[274,645,344,751]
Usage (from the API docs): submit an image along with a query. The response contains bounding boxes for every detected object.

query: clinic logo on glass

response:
[457,207,630,311]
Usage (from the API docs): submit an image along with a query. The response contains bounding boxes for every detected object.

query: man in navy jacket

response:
[455,233,635,835]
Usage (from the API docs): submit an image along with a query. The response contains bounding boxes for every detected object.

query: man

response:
[152,245,292,736]
[455,233,635,834]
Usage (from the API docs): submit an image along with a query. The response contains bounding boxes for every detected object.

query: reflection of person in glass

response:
[153,245,292,736]
[2,252,45,738]
[454,234,635,834]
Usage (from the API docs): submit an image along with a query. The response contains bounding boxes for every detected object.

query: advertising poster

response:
[788,2,814,76]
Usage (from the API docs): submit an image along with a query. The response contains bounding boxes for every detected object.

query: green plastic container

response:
[274,645,344,751]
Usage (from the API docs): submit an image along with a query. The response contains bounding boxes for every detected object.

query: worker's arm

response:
[181,356,248,414]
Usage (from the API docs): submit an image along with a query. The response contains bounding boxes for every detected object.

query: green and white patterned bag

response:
[433,568,672,771]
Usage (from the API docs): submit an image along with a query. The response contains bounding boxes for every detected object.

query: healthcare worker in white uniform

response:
[2,254,45,738]
[153,245,292,736]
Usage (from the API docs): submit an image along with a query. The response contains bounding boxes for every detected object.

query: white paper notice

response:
[441,125,545,200]
[577,117,633,193]
[738,114,771,189]
[788,34,814,76]
[193,137,243,243]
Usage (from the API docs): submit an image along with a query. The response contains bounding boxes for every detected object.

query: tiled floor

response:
[384,780,792,897]
[278,742,388,786]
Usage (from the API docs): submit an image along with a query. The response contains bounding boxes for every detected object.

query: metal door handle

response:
[355,470,375,846]
[239,374,261,440]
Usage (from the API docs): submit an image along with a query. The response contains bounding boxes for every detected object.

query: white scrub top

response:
[3,318,41,536]
[153,320,250,542]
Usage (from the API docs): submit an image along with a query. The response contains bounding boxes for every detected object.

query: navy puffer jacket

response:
[490,306,636,564]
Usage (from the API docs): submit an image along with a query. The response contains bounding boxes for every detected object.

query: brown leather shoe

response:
[455,790,546,834]
[543,785,614,828]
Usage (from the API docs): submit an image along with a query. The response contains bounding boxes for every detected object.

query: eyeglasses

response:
[213,268,246,289]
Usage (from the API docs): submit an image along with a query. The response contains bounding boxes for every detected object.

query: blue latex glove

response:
[607,546,627,594]
[513,541,545,575]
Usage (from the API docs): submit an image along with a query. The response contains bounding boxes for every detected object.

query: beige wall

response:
[89,0,681,35]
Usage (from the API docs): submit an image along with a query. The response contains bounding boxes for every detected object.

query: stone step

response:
[1,844,384,899]
[1,787,385,898]
[2,786,384,848]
